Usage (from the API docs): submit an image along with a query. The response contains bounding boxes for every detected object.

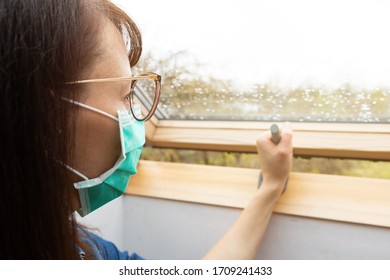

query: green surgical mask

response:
[63,99,145,216]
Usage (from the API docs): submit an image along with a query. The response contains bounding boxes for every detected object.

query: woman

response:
[0,0,293,259]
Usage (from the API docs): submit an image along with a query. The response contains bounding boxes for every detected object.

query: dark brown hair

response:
[0,0,141,259]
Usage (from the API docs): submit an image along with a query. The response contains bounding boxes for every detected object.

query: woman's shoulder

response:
[78,227,144,260]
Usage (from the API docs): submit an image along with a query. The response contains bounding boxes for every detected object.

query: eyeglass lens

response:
[129,78,158,121]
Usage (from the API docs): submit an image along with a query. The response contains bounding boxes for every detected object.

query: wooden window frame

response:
[132,117,390,228]
[127,160,390,228]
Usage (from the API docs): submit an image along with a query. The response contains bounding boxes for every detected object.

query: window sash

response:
[145,120,390,161]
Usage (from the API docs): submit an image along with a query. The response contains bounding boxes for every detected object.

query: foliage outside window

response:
[135,52,390,122]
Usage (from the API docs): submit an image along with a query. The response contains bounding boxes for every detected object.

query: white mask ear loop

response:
[59,97,120,181]
[54,158,89,181]
[61,97,119,122]
[63,164,89,181]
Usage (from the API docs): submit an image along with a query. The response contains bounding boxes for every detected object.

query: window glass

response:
[115,0,390,122]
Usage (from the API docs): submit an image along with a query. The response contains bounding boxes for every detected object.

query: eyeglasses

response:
[66,72,161,121]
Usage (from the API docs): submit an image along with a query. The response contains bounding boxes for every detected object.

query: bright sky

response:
[113,0,390,90]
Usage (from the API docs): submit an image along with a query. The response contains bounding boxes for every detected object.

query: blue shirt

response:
[78,228,144,260]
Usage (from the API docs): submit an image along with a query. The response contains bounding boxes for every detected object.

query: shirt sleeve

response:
[81,229,144,260]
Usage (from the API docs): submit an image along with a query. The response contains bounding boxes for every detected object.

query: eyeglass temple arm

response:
[65,73,161,85]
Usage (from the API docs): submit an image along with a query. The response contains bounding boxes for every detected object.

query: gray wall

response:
[80,195,390,259]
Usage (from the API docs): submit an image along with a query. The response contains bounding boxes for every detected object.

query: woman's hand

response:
[256,122,293,195]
